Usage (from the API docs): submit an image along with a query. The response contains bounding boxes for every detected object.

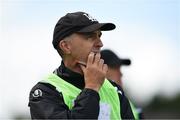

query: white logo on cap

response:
[83,13,97,22]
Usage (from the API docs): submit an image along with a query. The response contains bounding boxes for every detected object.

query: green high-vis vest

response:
[41,73,121,119]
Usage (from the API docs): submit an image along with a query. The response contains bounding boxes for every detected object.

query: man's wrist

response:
[85,85,100,92]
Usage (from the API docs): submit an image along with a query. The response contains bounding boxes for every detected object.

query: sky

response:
[0,0,179,118]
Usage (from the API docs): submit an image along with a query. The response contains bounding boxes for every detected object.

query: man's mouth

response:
[77,50,101,67]
[91,49,100,54]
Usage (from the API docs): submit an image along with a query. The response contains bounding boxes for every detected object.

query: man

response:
[28,12,136,119]
[101,49,144,119]
[100,49,131,87]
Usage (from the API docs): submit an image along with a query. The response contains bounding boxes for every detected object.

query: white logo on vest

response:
[32,89,42,97]
[98,102,111,120]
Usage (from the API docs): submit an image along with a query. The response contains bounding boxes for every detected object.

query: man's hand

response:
[78,52,108,92]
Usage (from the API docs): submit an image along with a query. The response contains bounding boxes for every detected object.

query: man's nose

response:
[96,39,103,48]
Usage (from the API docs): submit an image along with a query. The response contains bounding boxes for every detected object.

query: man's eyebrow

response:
[77,31,101,37]
[81,32,96,36]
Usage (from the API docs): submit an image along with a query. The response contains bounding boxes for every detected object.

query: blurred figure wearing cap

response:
[100,49,131,87]
[28,12,136,119]
[101,49,144,119]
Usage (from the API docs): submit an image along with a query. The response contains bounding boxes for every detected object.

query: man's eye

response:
[83,33,96,39]
[98,32,102,38]
[86,34,94,38]
[82,32,101,40]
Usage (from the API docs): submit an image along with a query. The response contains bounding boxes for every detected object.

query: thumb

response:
[79,64,86,72]
[77,61,86,72]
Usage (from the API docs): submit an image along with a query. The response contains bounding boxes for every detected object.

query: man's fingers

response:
[103,64,108,73]
[87,52,94,65]
[94,53,101,64]
[98,59,104,69]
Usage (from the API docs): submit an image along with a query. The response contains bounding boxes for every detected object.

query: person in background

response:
[100,49,131,87]
[101,49,144,119]
[28,11,137,119]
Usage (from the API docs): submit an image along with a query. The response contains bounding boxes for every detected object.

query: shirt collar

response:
[56,61,85,89]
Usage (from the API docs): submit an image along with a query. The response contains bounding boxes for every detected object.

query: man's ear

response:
[58,40,71,54]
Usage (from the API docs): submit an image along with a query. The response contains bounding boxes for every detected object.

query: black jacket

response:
[28,62,134,119]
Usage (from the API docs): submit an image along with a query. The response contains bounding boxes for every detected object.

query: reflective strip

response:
[129,100,139,120]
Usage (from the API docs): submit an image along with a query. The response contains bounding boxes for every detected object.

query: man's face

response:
[68,30,103,64]
[106,67,123,87]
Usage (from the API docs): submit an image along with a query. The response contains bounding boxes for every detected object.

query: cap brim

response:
[77,23,116,33]
[119,59,131,66]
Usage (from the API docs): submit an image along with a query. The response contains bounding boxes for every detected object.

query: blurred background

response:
[0,0,179,119]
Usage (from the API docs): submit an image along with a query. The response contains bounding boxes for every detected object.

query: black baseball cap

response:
[100,49,131,68]
[53,12,116,49]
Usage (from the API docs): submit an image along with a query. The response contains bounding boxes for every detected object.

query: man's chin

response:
[77,61,87,67]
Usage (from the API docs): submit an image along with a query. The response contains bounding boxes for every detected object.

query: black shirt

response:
[28,61,134,119]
